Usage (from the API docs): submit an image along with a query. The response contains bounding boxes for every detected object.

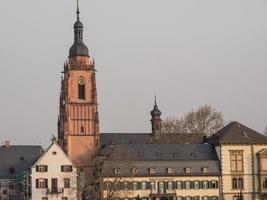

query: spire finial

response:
[154,92,157,106]
[76,0,80,20]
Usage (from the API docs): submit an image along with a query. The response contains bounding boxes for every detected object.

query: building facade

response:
[31,139,77,200]
[208,122,267,200]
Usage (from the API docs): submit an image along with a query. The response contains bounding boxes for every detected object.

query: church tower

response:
[150,96,162,138]
[58,3,99,165]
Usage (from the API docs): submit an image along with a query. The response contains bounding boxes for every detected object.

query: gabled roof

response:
[0,145,43,178]
[32,140,74,167]
[208,121,267,145]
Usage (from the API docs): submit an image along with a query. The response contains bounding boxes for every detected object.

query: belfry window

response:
[78,77,85,100]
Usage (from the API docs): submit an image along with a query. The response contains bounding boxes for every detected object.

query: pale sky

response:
[0,0,267,147]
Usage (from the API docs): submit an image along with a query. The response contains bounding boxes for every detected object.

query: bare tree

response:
[76,147,133,200]
[162,105,224,136]
[264,126,267,137]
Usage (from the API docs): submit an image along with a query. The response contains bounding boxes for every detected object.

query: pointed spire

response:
[76,0,80,20]
[154,94,157,106]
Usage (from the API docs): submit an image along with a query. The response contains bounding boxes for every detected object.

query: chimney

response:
[4,140,11,148]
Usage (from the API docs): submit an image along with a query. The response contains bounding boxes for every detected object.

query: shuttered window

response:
[36,179,48,188]
[36,165,48,172]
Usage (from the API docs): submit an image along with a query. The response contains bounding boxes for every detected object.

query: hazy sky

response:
[1,0,267,147]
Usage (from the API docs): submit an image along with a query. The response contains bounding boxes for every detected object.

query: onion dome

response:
[69,1,89,58]
[150,96,162,117]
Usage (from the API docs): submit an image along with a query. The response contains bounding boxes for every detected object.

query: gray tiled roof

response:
[100,133,204,147]
[101,144,220,177]
[103,144,218,161]
[207,121,267,145]
[0,145,43,178]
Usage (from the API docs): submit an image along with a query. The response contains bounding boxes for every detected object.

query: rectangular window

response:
[36,179,48,189]
[151,181,156,191]
[194,181,199,189]
[185,181,191,189]
[78,84,85,100]
[230,151,243,173]
[64,178,70,188]
[263,178,267,189]
[61,165,73,172]
[141,182,146,190]
[177,181,183,189]
[202,180,209,189]
[167,181,173,190]
[62,198,68,200]
[232,177,243,190]
[159,182,164,194]
[133,182,137,190]
[8,183,14,190]
[36,165,48,172]
[42,198,48,200]
[210,180,218,189]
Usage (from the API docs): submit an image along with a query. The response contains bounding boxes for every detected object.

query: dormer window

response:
[185,167,191,174]
[202,167,208,173]
[167,167,173,174]
[131,167,138,174]
[138,152,143,158]
[149,168,155,174]
[114,168,120,174]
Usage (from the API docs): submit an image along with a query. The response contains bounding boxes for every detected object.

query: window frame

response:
[230,150,244,173]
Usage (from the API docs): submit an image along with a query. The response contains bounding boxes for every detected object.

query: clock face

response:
[79,77,85,85]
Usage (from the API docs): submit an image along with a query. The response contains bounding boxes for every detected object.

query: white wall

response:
[31,142,77,200]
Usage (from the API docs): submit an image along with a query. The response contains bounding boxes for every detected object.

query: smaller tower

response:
[150,96,162,138]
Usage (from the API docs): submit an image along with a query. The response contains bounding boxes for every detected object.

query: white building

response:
[31,139,77,200]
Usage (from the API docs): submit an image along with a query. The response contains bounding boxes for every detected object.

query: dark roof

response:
[100,133,151,146]
[103,160,220,177]
[101,144,220,177]
[208,121,267,145]
[100,133,204,146]
[0,145,43,178]
[69,41,89,58]
[103,144,218,161]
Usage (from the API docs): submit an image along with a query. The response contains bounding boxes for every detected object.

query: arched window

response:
[78,77,85,100]
[81,126,85,134]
